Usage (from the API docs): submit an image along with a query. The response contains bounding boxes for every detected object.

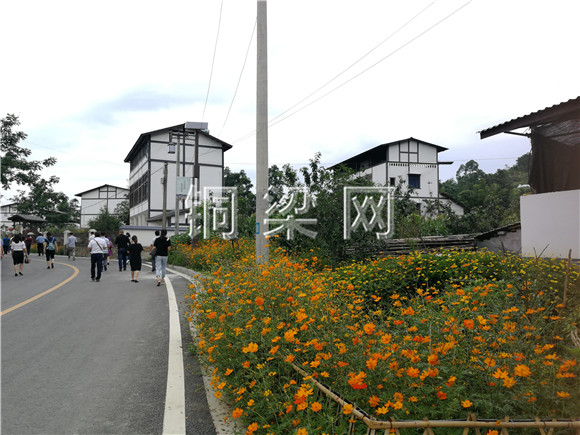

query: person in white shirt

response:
[67,232,78,261]
[10,234,28,276]
[87,232,108,282]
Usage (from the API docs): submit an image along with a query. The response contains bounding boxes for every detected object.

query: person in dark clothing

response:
[127,235,143,283]
[114,230,130,271]
[153,229,171,286]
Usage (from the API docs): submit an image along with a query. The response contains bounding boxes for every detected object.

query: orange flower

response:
[446,375,457,387]
[368,395,381,407]
[285,354,295,363]
[487,431,499,435]
[255,297,264,306]
[311,401,322,412]
[514,364,531,377]
[436,391,447,400]
[232,407,243,418]
[242,361,250,368]
[463,319,475,330]
[381,333,392,344]
[461,400,473,408]
[348,371,368,389]
[366,358,378,370]
[406,367,420,378]
[502,376,516,388]
[343,404,354,414]
[363,323,376,335]
[296,428,307,435]
[556,391,571,398]
[247,422,258,433]
[427,354,439,365]
[242,342,258,353]
[402,306,415,315]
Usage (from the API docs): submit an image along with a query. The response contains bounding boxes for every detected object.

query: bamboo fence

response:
[291,363,580,435]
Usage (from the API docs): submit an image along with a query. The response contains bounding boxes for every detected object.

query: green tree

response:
[224,167,256,238]
[87,207,123,233]
[114,199,130,225]
[1,113,57,190]
[14,178,79,228]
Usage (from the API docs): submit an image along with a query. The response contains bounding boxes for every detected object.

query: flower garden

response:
[177,238,580,434]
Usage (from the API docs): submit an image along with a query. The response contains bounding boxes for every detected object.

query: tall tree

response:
[224,167,256,237]
[14,179,78,227]
[1,114,57,190]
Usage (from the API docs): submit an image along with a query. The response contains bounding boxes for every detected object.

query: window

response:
[389,177,396,186]
[408,174,421,189]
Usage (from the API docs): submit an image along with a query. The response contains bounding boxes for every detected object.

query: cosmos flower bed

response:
[180,239,579,434]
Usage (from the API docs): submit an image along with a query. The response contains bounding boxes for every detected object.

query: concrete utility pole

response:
[174,133,181,237]
[162,162,168,230]
[256,0,269,264]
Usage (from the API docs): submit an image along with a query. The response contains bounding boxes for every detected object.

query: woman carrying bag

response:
[11,234,28,276]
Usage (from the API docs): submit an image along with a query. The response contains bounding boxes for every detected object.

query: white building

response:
[123,122,232,229]
[75,184,129,228]
[332,137,463,215]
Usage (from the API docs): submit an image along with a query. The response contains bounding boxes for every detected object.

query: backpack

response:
[47,238,55,250]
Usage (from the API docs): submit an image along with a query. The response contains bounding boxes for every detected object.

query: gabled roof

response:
[480,97,580,139]
[123,122,233,163]
[8,214,46,223]
[75,184,129,197]
[331,137,448,169]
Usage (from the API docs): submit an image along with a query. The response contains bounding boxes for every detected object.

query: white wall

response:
[520,190,580,259]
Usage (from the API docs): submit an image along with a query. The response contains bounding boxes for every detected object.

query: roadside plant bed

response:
[181,240,579,434]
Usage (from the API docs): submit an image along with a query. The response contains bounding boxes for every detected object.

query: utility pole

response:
[162,162,168,230]
[174,133,181,237]
[256,0,269,264]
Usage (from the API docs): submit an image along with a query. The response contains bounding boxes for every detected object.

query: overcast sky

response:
[2,0,579,204]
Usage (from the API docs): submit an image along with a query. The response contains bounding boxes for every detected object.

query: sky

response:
[2,0,579,204]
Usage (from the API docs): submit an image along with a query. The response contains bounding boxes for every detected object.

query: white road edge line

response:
[167,267,243,434]
[162,277,186,435]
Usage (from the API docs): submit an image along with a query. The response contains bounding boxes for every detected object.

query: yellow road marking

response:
[1,262,80,316]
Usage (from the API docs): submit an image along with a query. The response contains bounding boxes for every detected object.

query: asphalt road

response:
[1,254,216,435]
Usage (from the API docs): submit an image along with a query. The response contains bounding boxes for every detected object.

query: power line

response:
[267,0,438,127]
[202,0,224,122]
[267,0,473,130]
[219,18,257,137]
[233,0,472,144]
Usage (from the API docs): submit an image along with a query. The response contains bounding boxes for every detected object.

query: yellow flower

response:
[556,391,571,398]
[461,400,473,408]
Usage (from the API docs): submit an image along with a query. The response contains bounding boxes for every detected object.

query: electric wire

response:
[233,0,472,144]
[218,18,257,137]
[202,0,224,122]
[267,0,438,127]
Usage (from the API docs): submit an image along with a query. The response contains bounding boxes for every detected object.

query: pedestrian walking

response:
[67,232,78,260]
[24,234,33,255]
[153,229,171,286]
[45,232,58,269]
[150,230,160,272]
[114,230,130,271]
[101,233,112,271]
[10,234,28,276]
[3,235,11,255]
[36,233,46,256]
[88,232,108,282]
[127,235,143,282]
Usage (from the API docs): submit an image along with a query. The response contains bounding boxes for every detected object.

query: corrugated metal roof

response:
[480,97,580,139]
